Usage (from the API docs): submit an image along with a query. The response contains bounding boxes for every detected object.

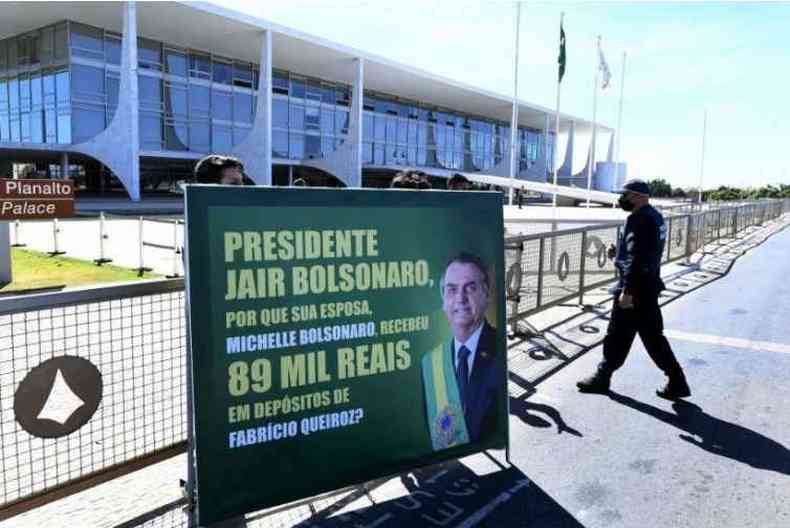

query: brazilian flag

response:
[558,19,566,83]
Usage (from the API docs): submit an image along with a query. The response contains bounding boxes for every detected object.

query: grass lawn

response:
[1,248,160,294]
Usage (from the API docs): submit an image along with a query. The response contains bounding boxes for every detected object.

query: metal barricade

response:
[0,280,187,520]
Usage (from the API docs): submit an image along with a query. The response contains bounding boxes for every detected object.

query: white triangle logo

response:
[36,369,86,425]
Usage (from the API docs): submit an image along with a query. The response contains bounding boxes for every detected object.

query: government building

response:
[0,2,621,201]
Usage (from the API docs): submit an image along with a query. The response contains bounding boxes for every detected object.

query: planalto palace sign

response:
[0,179,74,220]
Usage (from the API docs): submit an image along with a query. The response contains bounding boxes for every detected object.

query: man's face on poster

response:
[442,262,489,338]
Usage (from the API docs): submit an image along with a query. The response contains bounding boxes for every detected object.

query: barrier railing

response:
[0,198,787,521]
[505,199,789,335]
[0,280,187,521]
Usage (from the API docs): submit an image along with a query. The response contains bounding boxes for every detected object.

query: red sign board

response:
[0,179,75,220]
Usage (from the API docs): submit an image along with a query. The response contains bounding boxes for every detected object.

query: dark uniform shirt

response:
[615,204,667,296]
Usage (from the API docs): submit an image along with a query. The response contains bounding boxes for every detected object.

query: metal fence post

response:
[731,207,738,237]
[135,216,153,277]
[11,219,26,247]
[665,216,673,263]
[94,212,113,265]
[167,219,182,279]
[507,241,523,337]
[48,218,65,256]
[578,230,587,307]
[536,237,545,311]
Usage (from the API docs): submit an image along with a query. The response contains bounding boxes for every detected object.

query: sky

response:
[216,0,790,190]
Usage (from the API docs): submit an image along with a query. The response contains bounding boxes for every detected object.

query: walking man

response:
[577,179,691,400]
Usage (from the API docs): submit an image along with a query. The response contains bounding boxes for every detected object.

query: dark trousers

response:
[599,293,684,380]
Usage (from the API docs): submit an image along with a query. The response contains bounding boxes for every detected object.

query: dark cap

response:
[619,179,650,196]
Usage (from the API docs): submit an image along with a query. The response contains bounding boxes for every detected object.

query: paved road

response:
[516,225,790,527]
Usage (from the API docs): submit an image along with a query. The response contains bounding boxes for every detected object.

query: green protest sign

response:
[185,187,508,525]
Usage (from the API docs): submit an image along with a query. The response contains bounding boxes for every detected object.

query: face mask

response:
[618,195,635,211]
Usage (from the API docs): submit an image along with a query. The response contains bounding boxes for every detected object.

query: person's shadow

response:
[608,392,790,475]
[509,397,583,437]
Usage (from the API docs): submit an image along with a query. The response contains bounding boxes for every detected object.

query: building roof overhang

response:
[0,1,608,133]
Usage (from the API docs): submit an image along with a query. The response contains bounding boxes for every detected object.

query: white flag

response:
[598,37,611,90]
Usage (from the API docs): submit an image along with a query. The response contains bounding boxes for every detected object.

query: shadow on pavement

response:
[117,462,584,527]
[608,392,790,475]
[509,397,583,437]
[285,461,583,528]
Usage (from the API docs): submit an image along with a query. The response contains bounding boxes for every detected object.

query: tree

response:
[646,178,673,197]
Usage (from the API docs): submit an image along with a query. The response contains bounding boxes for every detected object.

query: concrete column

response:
[302,58,363,187]
[558,120,575,178]
[61,151,69,179]
[233,30,272,185]
[71,1,141,200]
[348,58,363,188]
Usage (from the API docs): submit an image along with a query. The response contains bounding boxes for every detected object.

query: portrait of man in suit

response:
[422,252,503,451]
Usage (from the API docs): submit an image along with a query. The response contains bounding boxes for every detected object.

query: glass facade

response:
[361,95,553,174]
[0,19,557,182]
[0,22,71,144]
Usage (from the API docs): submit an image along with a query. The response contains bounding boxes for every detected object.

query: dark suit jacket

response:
[451,321,503,443]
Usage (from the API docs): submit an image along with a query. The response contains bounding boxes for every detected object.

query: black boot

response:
[577,372,611,394]
[656,374,691,400]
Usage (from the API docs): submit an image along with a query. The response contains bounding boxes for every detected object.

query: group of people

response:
[192,153,486,192]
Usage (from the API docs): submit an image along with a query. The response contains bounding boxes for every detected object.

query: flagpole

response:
[586,36,600,207]
[508,2,521,206]
[698,108,707,204]
[614,51,626,192]
[552,12,564,207]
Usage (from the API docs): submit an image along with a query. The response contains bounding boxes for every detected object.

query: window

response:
[70,23,104,60]
[107,75,120,112]
[189,52,211,79]
[0,40,7,74]
[291,78,305,99]
[272,130,288,158]
[165,83,187,118]
[213,59,232,85]
[289,104,304,130]
[105,34,121,64]
[138,38,162,71]
[54,71,70,105]
[56,108,70,144]
[73,104,105,143]
[0,81,9,142]
[139,112,163,149]
[164,120,189,151]
[166,49,187,77]
[233,92,252,123]
[321,108,334,135]
[54,24,68,60]
[72,64,105,103]
[233,62,252,88]
[138,75,162,112]
[189,84,210,117]
[304,106,320,131]
[189,120,210,152]
[289,132,304,159]
[305,134,321,158]
[272,98,288,128]
[211,89,232,121]
[212,124,232,152]
[362,114,373,141]
[314,85,331,105]
[273,71,289,95]
[305,81,322,102]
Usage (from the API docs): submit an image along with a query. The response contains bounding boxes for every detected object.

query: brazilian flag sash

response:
[421,343,469,451]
